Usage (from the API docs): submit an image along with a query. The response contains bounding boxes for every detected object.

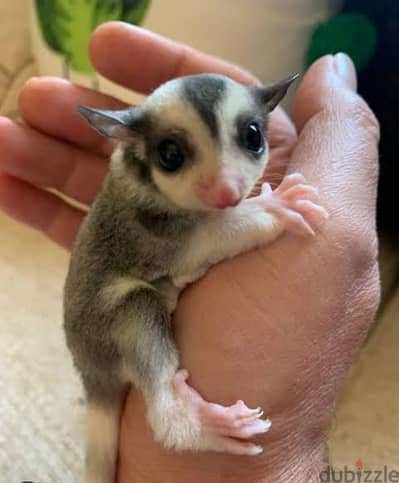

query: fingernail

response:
[333,53,357,92]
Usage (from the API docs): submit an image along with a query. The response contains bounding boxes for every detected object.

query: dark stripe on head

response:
[182,75,226,139]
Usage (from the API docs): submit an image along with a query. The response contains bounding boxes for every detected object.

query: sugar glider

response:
[64,73,328,483]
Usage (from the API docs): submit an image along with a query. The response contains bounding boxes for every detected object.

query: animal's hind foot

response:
[162,369,271,455]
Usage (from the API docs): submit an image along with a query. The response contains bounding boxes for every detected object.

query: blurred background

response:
[0,1,397,481]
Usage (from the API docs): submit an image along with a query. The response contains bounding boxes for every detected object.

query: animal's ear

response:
[253,74,300,112]
[77,106,142,141]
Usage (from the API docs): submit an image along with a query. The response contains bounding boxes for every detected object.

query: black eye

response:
[242,122,264,154]
[158,140,185,172]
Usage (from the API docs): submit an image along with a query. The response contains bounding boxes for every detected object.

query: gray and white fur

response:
[64,73,327,483]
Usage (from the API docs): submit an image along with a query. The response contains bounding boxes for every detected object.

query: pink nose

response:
[213,185,242,208]
[198,180,244,209]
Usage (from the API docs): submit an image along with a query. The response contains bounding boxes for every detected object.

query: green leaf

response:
[35,0,149,74]
[122,0,151,25]
[94,0,123,28]
[34,0,63,54]
[306,14,377,72]
[35,0,123,74]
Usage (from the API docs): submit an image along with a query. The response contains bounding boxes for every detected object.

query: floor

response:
[0,212,398,483]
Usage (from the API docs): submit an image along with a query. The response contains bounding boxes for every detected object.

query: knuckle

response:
[326,223,380,329]
[356,228,379,271]
[337,220,379,277]
[341,93,380,142]
[353,259,381,329]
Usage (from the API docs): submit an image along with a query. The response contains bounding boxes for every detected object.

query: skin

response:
[0,22,379,483]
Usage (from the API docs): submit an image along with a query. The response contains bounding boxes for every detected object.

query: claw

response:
[218,418,272,439]
[171,371,270,456]
[283,209,315,236]
[240,409,264,423]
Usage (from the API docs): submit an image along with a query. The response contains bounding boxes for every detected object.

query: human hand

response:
[118,52,379,483]
[107,33,377,483]
[0,22,380,483]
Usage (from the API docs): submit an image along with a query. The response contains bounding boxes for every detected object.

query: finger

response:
[291,54,379,227]
[0,117,107,205]
[265,107,298,182]
[90,22,297,159]
[0,173,84,250]
[90,22,257,93]
[19,77,125,157]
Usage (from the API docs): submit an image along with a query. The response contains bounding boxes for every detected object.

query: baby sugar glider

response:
[64,73,328,483]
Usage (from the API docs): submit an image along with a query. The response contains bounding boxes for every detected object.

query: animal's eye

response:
[158,140,185,172]
[242,122,265,154]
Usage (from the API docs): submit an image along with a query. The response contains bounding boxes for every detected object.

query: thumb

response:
[294,53,358,132]
[290,54,379,231]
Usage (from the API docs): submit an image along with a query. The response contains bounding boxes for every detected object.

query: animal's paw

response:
[170,369,270,455]
[256,173,328,236]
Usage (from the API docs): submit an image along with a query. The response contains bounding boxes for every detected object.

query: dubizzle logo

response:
[320,459,399,482]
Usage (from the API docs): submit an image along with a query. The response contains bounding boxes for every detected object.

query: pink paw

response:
[173,370,271,456]
[257,173,328,236]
